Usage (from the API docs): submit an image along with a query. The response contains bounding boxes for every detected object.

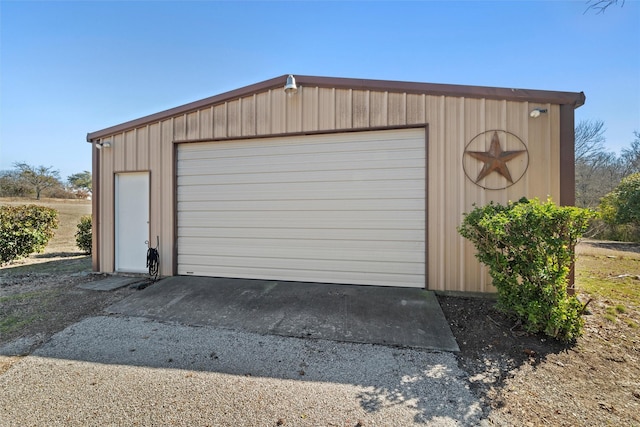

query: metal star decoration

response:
[465,131,526,183]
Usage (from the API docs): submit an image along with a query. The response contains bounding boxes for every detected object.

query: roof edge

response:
[87,75,585,142]
[87,75,287,142]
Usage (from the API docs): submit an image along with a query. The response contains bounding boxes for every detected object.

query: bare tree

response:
[575,119,606,163]
[13,162,62,200]
[576,151,623,207]
[585,0,625,14]
[621,131,640,176]
[575,125,640,209]
[573,119,629,207]
[0,170,30,197]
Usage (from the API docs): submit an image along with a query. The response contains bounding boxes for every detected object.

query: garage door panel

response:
[179,187,422,202]
[177,167,422,186]
[179,255,424,276]
[179,148,424,172]
[180,219,424,230]
[180,155,425,176]
[178,198,423,212]
[178,238,424,261]
[178,179,424,201]
[177,128,426,288]
[177,264,421,288]
[178,135,424,161]
[178,209,424,222]
[179,249,423,266]
[178,227,422,241]
[178,212,424,231]
[179,159,424,179]
[178,217,424,231]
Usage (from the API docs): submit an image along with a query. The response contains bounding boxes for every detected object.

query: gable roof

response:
[87,74,585,142]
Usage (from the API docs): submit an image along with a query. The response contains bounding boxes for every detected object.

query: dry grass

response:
[576,240,640,311]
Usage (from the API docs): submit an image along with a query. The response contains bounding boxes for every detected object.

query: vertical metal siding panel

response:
[463,98,490,292]
[369,91,387,127]
[161,119,174,276]
[485,95,508,314]
[174,115,186,141]
[187,112,199,140]
[352,90,369,128]
[388,92,406,126]
[136,126,149,170]
[113,133,125,172]
[549,104,561,200]
[302,86,319,132]
[213,104,227,138]
[149,123,162,261]
[227,99,241,137]
[406,94,426,124]
[505,101,530,202]
[241,95,256,136]
[463,98,484,207]
[102,140,114,272]
[199,107,213,140]
[255,91,271,135]
[335,89,352,129]
[92,144,99,270]
[318,88,336,130]
[457,97,472,291]
[425,95,446,291]
[483,100,509,202]
[125,130,136,170]
[559,104,575,206]
[527,101,544,198]
[286,90,302,133]
[444,97,464,291]
[271,89,287,134]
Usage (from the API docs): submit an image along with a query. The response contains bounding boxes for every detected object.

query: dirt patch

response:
[440,239,640,426]
[0,198,139,369]
[0,258,137,375]
[440,295,640,426]
[0,260,136,353]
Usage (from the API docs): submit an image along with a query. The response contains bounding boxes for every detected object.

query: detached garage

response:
[87,75,584,293]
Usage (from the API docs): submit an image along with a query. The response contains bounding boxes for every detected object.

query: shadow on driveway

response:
[107,276,459,352]
[1,277,486,425]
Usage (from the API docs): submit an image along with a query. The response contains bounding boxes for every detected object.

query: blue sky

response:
[1,0,638,181]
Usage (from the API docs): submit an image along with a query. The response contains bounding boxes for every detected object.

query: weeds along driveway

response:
[0,315,486,427]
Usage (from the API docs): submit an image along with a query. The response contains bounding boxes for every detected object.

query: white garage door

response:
[177,128,425,288]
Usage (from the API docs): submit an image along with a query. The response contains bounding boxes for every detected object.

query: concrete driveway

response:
[107,276,459,352]
[0,277,489,426]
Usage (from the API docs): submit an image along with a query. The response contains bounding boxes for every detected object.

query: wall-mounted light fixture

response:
[284,74,298,96]
[96,140,112,150]
[529,108,548,118]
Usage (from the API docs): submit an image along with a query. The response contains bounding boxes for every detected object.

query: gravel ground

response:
[0,315,485,426]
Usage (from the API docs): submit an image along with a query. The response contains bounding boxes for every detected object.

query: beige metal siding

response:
[95,119,174,276]
[176,128,426,287]
[95,84,562,292]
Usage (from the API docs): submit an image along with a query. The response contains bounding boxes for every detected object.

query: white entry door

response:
[115,172,149,273]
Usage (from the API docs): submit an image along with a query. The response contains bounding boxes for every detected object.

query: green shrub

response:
[76,215,92,254]
[0,204,58,264]
[458,197,595,341]
[599,173,640,242]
